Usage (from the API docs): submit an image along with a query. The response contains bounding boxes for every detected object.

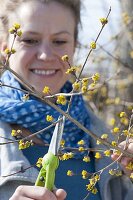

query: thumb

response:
[53,188,67,200]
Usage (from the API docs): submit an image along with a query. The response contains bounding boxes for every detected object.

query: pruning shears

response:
[35,116,65,191]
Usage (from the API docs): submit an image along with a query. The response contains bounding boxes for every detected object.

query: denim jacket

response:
[0,107,133,200]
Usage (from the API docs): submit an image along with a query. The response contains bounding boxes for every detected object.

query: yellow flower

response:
[81,78,89,86]
[81,86,87,93]
[83,156,90,162]
[119,112,126,118]
[78,140,85,146]
[95,174,100,181]
[101,134,108,139]
[81,170,88,179]
[96,140,101,145]
[126,162,133,171]
[56,95,67,105]
[11,48,16,54]
[19,140,31,150]
[113,150,121,156]
[110,169,122,176]
[91,187,98,194]
[61,152,73,160]
[67,170,73,176]
[46,115,54,122]
[100,18,108,25]
[104,150,111,157]
[113,127,120,134]
[111,141,117,147]
[72,81,81,91]
[9,28,15,34]
[61,55,69,62]
[17,30,23,37]
[43,86,50,94]
[108,118,116,126]
[122,130,129,136]
[92,73,100,82]
[90,41,96,49]
[109,169,115,175]
[115,170,122,176]
[78,147,85,152]
[60,139,65,147]
[86,183,93,191]
[66,66,77,74]
[13,23,21,30]
[36,157,43,168]
[4,48,11,55]
[120,117,129,126]
[95,152,102,159]
[11,129,17,137]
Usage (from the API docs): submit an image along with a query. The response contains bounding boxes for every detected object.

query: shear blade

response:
[48,116,65,155]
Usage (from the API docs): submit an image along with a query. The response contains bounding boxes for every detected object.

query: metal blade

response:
[48,115,65,155]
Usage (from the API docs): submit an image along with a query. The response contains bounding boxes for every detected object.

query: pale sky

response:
[75,0,122,75]
[80,0,121,44]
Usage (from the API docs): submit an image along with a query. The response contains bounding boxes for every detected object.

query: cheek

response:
[9,49,34,71]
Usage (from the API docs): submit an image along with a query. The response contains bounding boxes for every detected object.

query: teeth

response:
[32,69,56,75]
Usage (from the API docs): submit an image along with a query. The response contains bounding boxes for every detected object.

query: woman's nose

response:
[37,43,55,61]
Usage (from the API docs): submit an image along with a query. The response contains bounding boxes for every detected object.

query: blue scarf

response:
[0,71,90,156]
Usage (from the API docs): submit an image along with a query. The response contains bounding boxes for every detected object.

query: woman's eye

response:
[53,40,67,45]
[21,39,39,45]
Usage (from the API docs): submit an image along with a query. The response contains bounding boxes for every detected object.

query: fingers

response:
[10,185,57,200]
[53,188,67,200]
[111,139,133,176]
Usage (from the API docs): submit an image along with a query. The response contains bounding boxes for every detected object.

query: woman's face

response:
[5,1,75,93]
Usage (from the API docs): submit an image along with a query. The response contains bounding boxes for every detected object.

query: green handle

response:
[35,152,59,191]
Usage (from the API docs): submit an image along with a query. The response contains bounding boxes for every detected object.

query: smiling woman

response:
[1,1,76,94]
[0,0,133,200]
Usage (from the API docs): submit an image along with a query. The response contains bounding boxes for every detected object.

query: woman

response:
[0,0,132,199]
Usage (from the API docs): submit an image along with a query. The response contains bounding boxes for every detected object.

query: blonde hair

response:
[0,0,81,41]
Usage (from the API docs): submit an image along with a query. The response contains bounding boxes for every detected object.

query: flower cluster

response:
[100,18,108,25]
[109,169,122,176]
[19,140,33,150]
[43,86,51,94]
[90,41,96,49]
[59,152,74,160]
[83,156,91,162]
[56,95,67,105]
[61,55,69,62]
[5,23,22,56]
[36,157,43,168]
[46,115,54,122]
[92,73,100,83]
[67,170,74,176]
[9,23,22,37]
[82,170,88,179]
[86,174,100,194]
[95,152,102,159]
[66,66,77,75]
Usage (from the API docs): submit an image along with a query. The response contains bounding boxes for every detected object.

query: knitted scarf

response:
[0,71,90,155]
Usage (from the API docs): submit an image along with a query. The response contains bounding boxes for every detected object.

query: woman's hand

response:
[111,139,133,176]
[9,185,67,200]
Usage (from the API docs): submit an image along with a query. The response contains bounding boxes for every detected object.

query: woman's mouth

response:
[31,69,57,76]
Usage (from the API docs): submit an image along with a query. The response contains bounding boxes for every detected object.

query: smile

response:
[31,69,57,75]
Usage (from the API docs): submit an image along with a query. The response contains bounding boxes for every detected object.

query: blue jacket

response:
[0,107,133,200]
